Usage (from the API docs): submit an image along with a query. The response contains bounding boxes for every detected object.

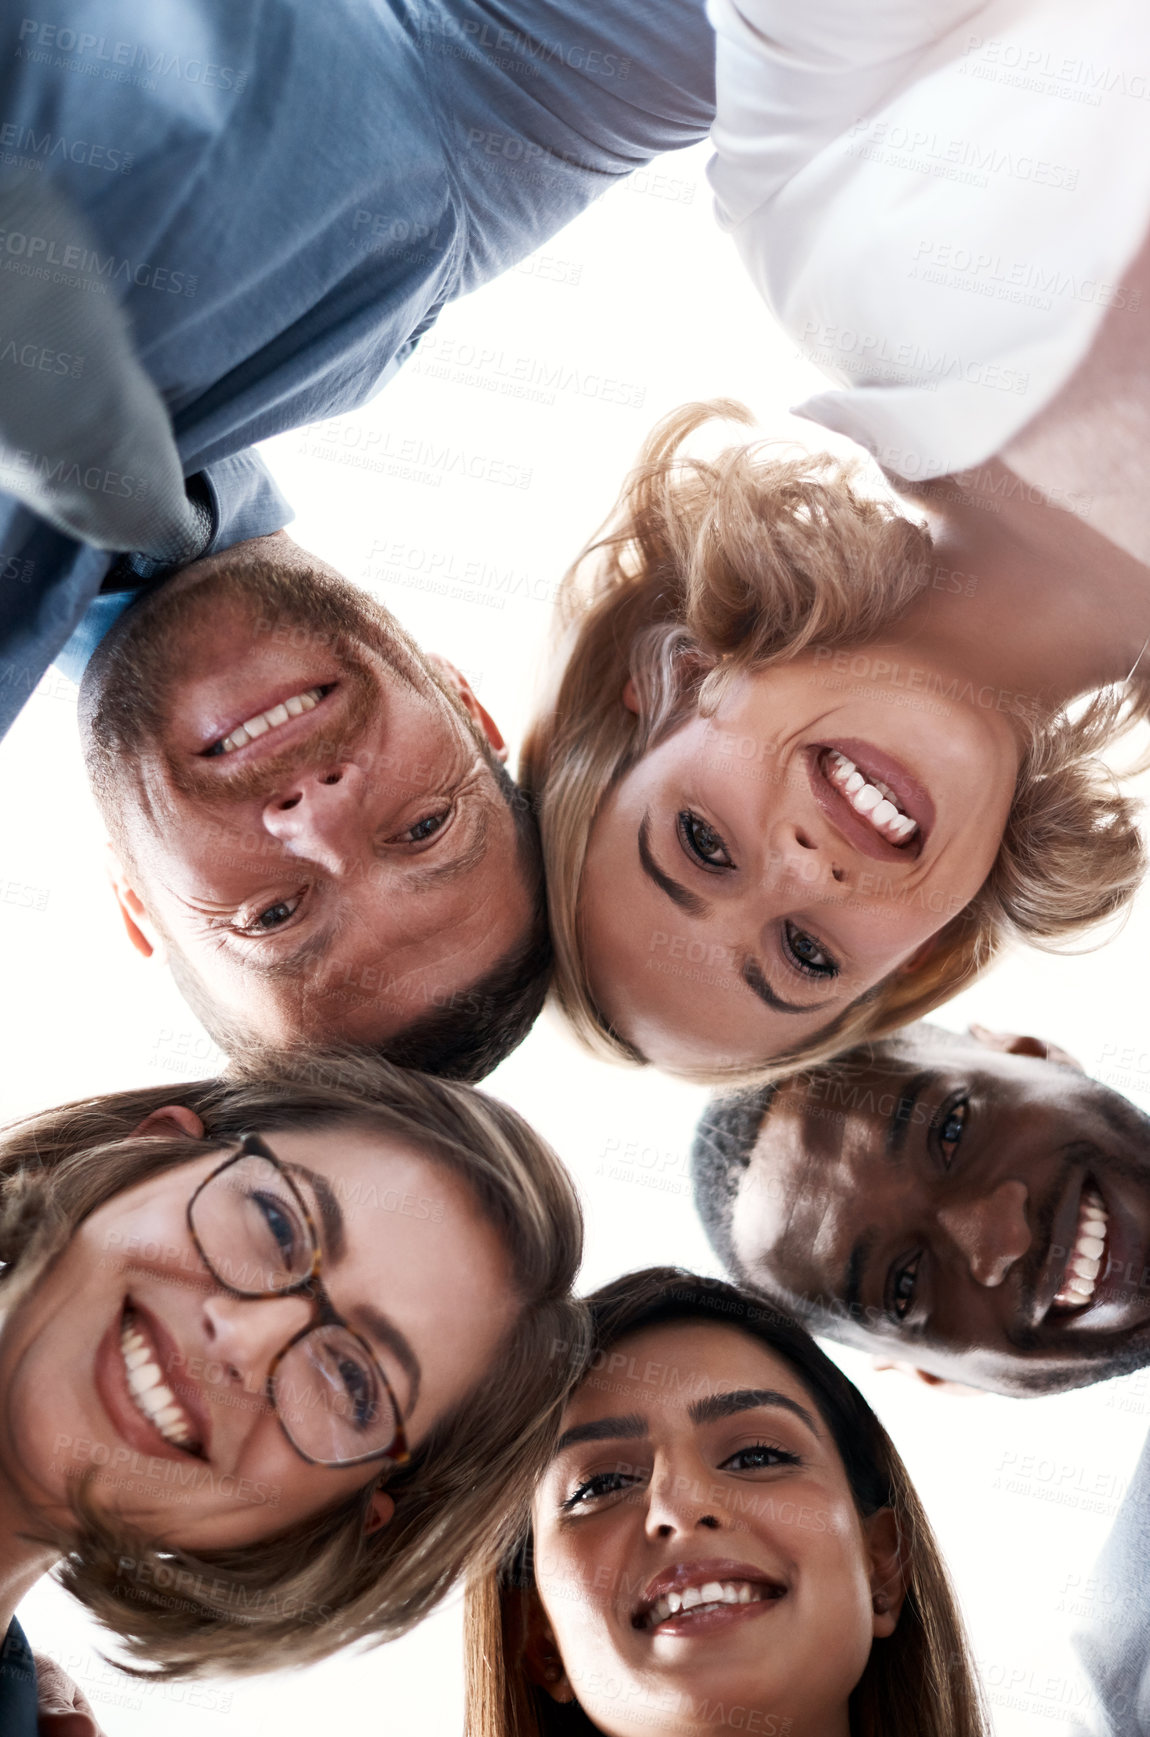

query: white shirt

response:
[708,0,1150,478]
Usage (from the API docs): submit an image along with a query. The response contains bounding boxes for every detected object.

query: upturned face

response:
[529,1321,896,1737]
[81,542,532,1048]
[0,1123,516,1549]
[579,650,1020,1074]
[731,1032,1150,1392]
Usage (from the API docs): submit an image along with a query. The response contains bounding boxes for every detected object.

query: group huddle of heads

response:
[6,398,1149,1724]
[78,400,1147,1090]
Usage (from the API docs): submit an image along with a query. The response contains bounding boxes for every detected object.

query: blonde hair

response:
[464,1269,988,1737]
[0,1052,588,1678]
[521,402,1145,1087]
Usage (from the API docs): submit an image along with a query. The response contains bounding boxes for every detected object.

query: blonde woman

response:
[466,1268,987,1737]
[522,402,1147,1086]
[0,1054,585,1689]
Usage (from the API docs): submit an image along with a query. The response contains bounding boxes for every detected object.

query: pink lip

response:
[634,1558,786,1629]
[806,738,935,865]
[195,680,339,758]
[93,1300,212,1462]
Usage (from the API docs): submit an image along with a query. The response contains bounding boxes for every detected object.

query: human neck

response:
[0,1471,58,1634]
[891,460,1150,712]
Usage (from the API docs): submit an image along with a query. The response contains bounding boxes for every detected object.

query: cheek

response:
[534,1531,621,1667]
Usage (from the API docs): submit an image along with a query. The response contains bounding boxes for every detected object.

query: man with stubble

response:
[79,532,548,1082]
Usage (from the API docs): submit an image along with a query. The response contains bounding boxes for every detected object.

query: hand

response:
[33,1652,107,1737]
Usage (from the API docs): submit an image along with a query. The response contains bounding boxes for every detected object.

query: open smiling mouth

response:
[1051,1184,1109,1313]
[120,1306,203,1454]
[821,749,918,847]
[203,683,336,757]
[634,1579,786,1631]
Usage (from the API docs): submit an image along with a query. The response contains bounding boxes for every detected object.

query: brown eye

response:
[783,922,838,979]
[888,1253,922,1322]
[937,1099,969,1169]
[678,810,734,869]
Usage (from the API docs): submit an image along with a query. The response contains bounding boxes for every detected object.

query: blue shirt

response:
[0,0,715,734]
[0,1619,38,1737]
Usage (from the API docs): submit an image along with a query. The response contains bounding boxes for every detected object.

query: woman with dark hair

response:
[0,1053,586,1693]
[466,1267,986,1737]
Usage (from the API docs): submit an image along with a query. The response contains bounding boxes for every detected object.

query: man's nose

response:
[937,1181,1032,1287]
[260,762,367,874]
[201,1291,312,1395]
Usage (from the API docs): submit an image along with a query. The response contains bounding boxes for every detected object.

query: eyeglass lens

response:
[190,1151,399,1464]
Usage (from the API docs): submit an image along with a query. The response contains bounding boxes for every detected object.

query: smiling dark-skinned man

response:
[692,1021,1150,1396]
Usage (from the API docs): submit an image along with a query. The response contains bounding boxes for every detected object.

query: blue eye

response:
[253,1191,299,1264]
[403,811,449,843]
[241,894,303,935]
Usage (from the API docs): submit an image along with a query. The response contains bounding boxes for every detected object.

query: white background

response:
[7,138,1150,1735]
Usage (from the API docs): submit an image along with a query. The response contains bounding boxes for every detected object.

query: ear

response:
[896,936,939,976]
[967,1022,1084,1073]
[863,1508,905,1638]
[870,1358,987,1398]
[363,1485,395,1536]
[522,1588,577,1705]
[104,843,167,964]
[132,1105,206,1141]
[427,655,508,763]
[622,676,641,715]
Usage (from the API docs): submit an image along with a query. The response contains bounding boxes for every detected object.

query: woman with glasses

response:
[466,1267,987,1737]
[0,1052,585,1693]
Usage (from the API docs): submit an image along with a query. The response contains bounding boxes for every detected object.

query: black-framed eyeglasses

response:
[186,1134,411,1471]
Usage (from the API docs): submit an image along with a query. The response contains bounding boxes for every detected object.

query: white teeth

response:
[825,751,918,846]
[644,1580,776,1629]
[214,687,324,755]
[119,1318,196,1448]
[1053,1187,1110,1311]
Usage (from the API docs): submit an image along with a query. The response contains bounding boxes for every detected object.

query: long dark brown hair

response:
[465,1268,987,1737]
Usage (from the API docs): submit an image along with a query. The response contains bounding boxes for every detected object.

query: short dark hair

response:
[168,758,551,1083]
[689,1084,773,1280]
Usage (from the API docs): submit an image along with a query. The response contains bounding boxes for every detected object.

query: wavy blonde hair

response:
[0,1052,587,1678]
[520,402,1145,1087]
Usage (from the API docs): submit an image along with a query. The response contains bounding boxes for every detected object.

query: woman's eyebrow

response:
[742,957,833,1018]
[689,1387,820,1437]
[554,1413,649,1454]
[289,1163,346,1263]
[638,812,709,917]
